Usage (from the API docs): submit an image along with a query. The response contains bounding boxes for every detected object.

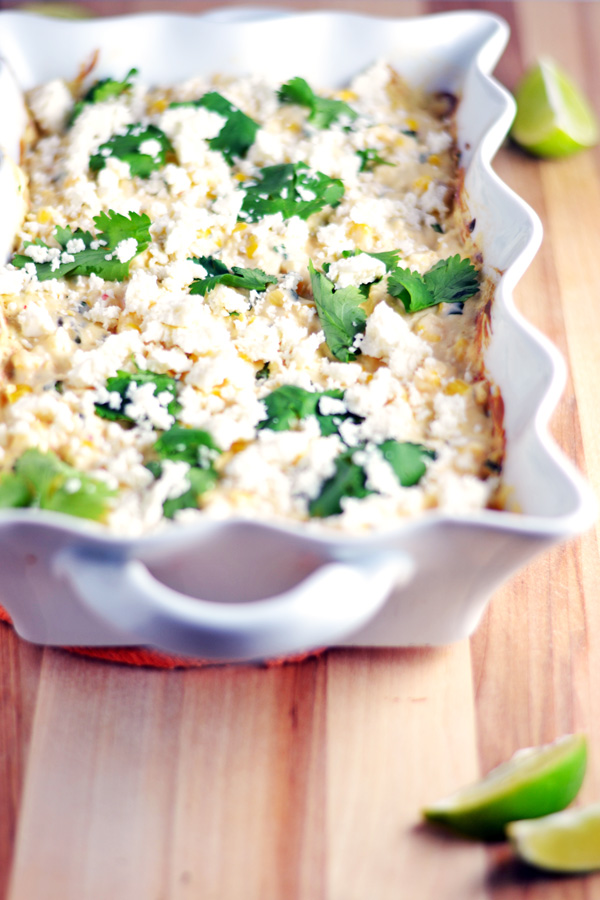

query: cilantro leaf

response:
[93,209,152,251]
[0,449,115,521]
[147,426,222,519]
[339,247,402,273]
[170,91,259,164]
[0,471,32,509]
[89,123,172,178]
[278,77,358,130]
[258,385,360,437]
[423,255,480,305]
[308,261,367,362]
[388,255,479,313]
[189,256,277,296]
[379,440,436,487]
[356,147,394,172]
[255,362,271,381]
[70,68,137,124]
[153,426,221,468]
[162,467,218,519]
[308,440,434,518]
[94,369,181,423]
[12,210,151,282]
[309,449,372,518]
[239,162,344,223]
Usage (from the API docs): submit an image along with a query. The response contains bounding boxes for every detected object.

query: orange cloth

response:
[0,603,321,668]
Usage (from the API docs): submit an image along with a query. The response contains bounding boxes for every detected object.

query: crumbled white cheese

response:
[1,62,499,535]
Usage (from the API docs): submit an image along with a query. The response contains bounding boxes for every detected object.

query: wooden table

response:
[0,0,599,897]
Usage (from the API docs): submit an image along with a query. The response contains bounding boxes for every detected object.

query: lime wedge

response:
[511,58,599,157]
[423,734,587,841]
[507,804,600,873]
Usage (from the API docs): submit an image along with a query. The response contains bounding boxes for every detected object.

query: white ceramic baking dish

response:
[0,8,595,662]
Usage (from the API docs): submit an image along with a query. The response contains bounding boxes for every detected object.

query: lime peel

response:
[507,803,600,873]
[511,57,599,158]
[422,733,587,841]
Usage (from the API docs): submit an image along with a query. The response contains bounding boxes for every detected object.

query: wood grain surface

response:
[0,1,599,898]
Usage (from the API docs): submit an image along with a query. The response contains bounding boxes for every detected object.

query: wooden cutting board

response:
[0,1,599,898]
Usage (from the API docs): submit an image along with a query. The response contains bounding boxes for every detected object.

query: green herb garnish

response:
[0,449,115,521]
[238,162,344,223]
[258,385,361,437]
[337,247,402,273]
[255,362,271,382]
[309,440,435,517]
[170,91,259,164]
[89,123,172,178]
[356,147,394,172]
[94,369,181,423]
[147,426,221,518]
[379,440,436,487]
[12,210,151,282]
[277,76,358,130]
[70,68,137,124]
[189,256,277,296]
[308,261,367,362]
[387,255,479,313]
[308,449,372,517]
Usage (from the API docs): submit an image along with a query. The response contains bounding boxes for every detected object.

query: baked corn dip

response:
[0,61,504,535]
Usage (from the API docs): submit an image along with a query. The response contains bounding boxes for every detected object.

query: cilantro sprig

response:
[308,262,368,363]
[189,256,277,296]
[309,441,435,518]
[334,247,403,273]
[146,426,221,518]
[89,123,172,178]
[356,147,394,172]
[239,162,344,223]
[94,369,181,423]
[278,77,358,130]
[0,449,115,521]
[70,68,138,124]
[309,449,372,517]
[258,385,362,437]
[170,91,259,164]
[388,255,480,313]
[12,210,151,282]
[379,441,436,487]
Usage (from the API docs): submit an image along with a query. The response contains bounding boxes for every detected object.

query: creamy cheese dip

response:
[0,62,504,534]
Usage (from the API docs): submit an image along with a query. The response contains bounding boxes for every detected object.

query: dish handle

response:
[44,547,412,661]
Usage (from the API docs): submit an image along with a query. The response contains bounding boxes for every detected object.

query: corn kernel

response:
[246,234,259,259]
[428,154,441,166]
[405,118,418,131]
[268,289,284,307]
[348,223,374,248]
[414,175,431,192]
[150,98,168,113]
[444,379,470,396]
[233,222,247,233]
[335,89,358,101]
[234,173,247,183]
[6,384,32,404]
[454,337,469,361]
[37,208,53,224]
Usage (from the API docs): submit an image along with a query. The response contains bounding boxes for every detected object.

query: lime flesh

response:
[507,804,600,873]
[511,58,599,157]
[423,734,587,841]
